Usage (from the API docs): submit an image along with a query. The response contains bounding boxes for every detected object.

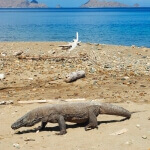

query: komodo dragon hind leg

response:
[37,122,47,131]
[85,107,98,131]
[56,115,67,135]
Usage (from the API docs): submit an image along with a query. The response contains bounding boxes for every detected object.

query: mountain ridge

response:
[0,0,48,8]
[81,0,138,8]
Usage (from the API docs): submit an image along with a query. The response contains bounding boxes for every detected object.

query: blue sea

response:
[0,8,150,47]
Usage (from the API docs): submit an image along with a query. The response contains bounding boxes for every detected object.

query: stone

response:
[142,135,147,139]
[136,124,140,128]
[24,138,35,141]
[104,64,112,69]
[13,143,20,149]
[121,76,129,80]
[89,67,96,73]
[13,51,23,56]
[125,141,133,145]
[0,100,13,105]
[0,73,5,80]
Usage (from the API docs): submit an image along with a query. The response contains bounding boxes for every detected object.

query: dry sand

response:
[0,42,150,149]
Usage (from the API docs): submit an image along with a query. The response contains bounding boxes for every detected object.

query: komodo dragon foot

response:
[55,130,67,135]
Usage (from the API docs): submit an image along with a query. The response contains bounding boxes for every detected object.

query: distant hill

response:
[0,0,48,8]
[133,3,140,7]
[81,0,128,8]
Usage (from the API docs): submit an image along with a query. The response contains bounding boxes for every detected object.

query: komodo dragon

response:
[11,102,132,135]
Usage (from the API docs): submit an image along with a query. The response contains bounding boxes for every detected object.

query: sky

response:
[38,0,150,7]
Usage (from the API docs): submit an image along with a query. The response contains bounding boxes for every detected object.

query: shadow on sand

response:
[15,117,129,134]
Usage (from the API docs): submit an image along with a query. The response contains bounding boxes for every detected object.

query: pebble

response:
[136,124,140,128]
[13,51,23,56]
[0,100,13,105]
[142,135,147,139]
[24,138,35,141]
[125,141,133,145]
[13,143,20,149]
[121,76,129,80]
[104,64,112,69]
[0,73,5,80]
[140,85,146,87]
[28,78,33,80]
[1,52,7,56]
[36,130,39,133]
[89,67,96,73]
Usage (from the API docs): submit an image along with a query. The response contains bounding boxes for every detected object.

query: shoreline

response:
[0,41,149,49]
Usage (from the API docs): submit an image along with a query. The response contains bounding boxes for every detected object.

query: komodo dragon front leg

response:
[56,115,67,135]
[37,122,47,131]
[37,114,67,135]
[85,107,99,131]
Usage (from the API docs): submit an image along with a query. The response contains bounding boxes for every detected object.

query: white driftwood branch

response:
[59,32,81,51]
[65,70,85,83]
[69,32,81,52]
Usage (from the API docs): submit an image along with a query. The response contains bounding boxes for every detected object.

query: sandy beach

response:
[0,42,150,150]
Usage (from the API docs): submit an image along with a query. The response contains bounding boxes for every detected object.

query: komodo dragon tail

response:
[99,103,131,118]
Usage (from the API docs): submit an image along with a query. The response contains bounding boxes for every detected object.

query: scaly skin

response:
[11,102,131,135]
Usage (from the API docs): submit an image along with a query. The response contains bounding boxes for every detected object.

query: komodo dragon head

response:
[11,111,41,130]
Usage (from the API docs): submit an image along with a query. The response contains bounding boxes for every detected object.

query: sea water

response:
[0,8,150,47]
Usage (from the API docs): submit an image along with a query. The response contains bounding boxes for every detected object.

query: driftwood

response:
[65,70,85,83]
[59,32,81,51]
[17,55,78,60]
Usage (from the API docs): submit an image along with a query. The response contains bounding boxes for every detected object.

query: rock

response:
[140,85,146,87]
[0,74,5,80]
[24,138,35,141]
[28,78,33,80]
[0,101,5,105]
[142,135,147,139]
[121,76,129,80]
[136,124,140,128]
[89,67,96,73]
[125,141,133,145]
[13,143,20,149]
[0,100,13,105]
[142,56,147,59]
[1,52,7,56]
[104,64,112,69]
[48,50,55,54]
[13,51,23,56]
[36,130,39,133]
